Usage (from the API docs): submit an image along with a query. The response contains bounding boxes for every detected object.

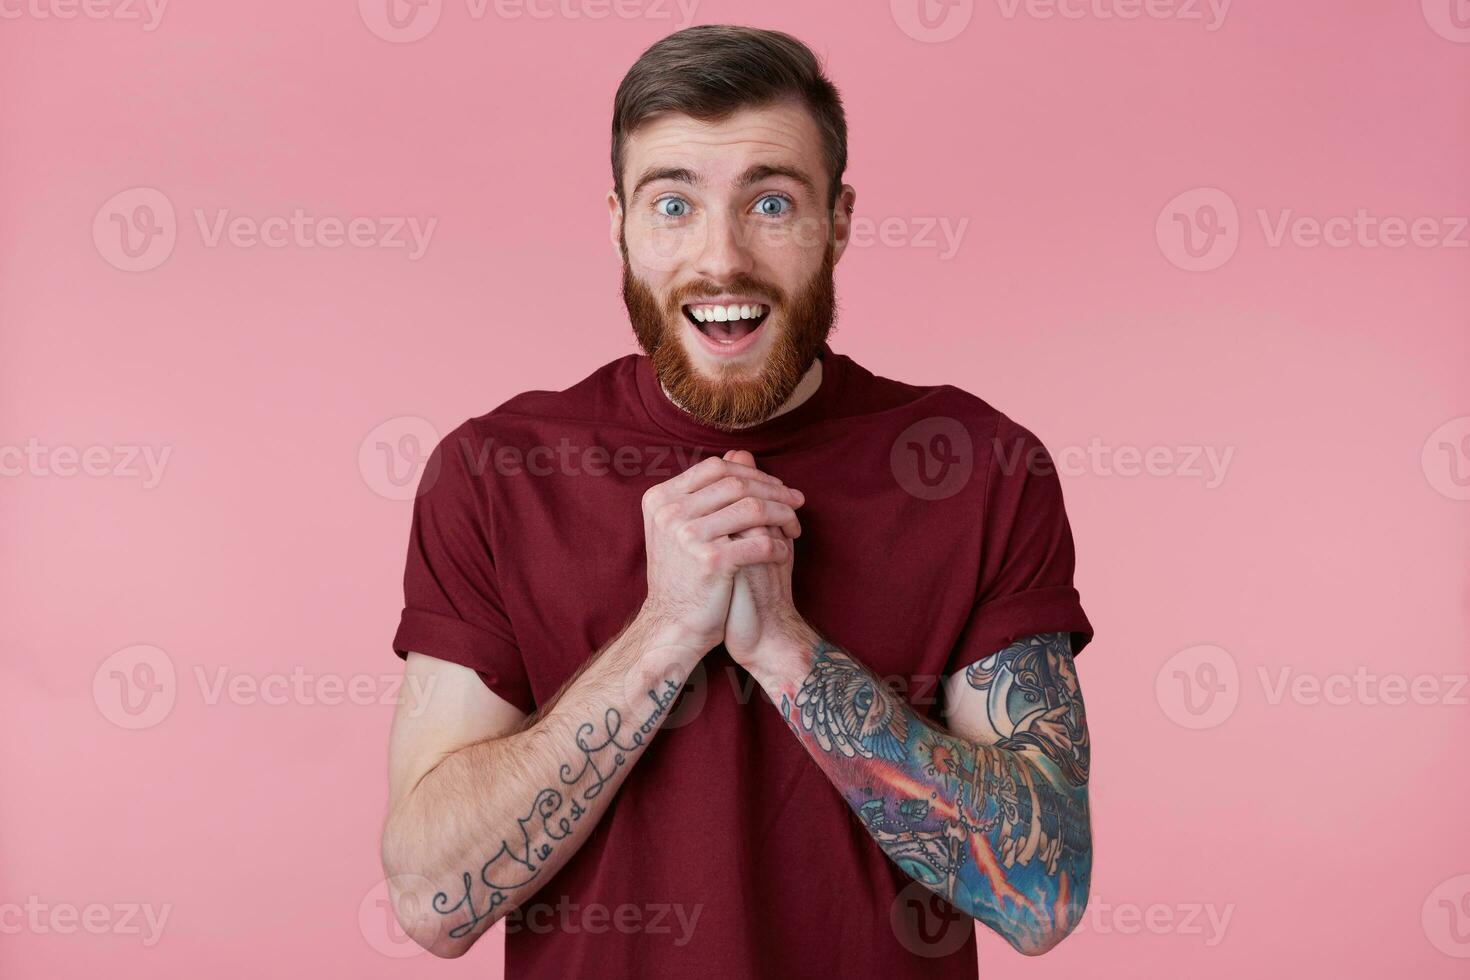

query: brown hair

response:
[611,25,848,208]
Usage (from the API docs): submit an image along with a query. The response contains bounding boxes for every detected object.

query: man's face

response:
[610,102,855,430]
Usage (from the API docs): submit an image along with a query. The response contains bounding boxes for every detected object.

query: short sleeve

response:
[949,416,1094,670]
[390,421,536,713]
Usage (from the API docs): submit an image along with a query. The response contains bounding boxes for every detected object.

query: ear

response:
[606,189,625,262]
[830,184,858,265]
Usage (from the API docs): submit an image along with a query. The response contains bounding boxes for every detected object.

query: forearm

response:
[754,629,1091,955]
[381,611,695,957]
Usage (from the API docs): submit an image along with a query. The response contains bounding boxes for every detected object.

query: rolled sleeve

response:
[391,421,536,714]
[949,417,1094,672]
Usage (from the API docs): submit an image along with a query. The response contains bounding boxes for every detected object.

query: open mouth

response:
[682,302,770,349]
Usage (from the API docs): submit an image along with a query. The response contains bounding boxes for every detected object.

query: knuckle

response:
[695,545,721,574]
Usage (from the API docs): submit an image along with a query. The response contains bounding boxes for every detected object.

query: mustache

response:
[665,276,786,309]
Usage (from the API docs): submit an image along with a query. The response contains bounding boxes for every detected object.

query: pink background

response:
[3,1,1468,976]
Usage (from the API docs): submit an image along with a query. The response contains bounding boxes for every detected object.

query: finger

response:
[723,449,757,470]
[692,497,802,541]
[721,531,790,568]
[658,455,783,499]
[682,474,804,520]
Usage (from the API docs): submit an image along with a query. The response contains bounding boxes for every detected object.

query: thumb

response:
[724,449,757,468]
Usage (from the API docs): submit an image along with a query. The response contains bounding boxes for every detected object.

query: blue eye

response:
[657,197,690,218]
[754,195,790,217]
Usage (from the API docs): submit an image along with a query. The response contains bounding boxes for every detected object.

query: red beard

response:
[622,246,836,431]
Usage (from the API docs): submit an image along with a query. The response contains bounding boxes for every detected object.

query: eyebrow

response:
[629,163,818,199]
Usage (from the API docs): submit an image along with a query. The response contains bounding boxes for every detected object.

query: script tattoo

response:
[433,681,681,939]
[783,634,1092,954]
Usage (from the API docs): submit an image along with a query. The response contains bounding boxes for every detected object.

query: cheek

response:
[626,218,700,280]
[749,221,828,291]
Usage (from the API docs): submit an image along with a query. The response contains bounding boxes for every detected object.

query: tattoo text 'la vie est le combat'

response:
[432,680,682,939]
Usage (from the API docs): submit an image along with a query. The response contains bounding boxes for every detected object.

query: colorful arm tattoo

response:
[772,632,1091,955]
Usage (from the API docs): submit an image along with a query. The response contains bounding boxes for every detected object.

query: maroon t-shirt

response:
[392,343,1093,979]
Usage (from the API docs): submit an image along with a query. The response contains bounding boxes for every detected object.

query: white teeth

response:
[686,303,767,322]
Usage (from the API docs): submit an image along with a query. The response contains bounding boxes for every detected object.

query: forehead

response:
[622,101,825,194]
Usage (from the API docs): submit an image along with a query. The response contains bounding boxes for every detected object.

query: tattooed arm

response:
[751,628,1092,956]
[381,616,692,957]
[382,455,804,956]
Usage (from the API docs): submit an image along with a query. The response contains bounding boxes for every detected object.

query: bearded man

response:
[382,24,1097,980]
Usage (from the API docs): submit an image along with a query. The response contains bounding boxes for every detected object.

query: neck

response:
[660,357,824,429]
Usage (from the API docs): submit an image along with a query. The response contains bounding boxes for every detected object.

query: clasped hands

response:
[638,449,817,685]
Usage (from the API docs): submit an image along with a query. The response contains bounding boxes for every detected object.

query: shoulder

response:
[448,355,641,447]
[832,350,1048,456]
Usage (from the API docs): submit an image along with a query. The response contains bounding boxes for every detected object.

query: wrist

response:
[747,616,821,697]
[628,601,711,673]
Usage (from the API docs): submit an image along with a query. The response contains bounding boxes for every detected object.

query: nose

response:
[692,209,754,284]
